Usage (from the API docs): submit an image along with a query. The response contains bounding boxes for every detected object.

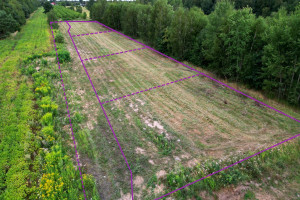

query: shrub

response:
[41,113,53,126]
[47,10,57,24]
[41,59,48,66]
[52,22,59,29]
[82,12,87,19]
[76,6,82,13]
[57,50,71,63]
[26,65,37,75]
[55,33,64,43]
[41,126,55,142]
[38,96,58,115]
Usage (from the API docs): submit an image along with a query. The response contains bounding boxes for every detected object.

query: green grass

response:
[54,5,82,20]
[0,8,99,199]
[52,21,300,199]
[163,139,300,199]
[0,8,51,199]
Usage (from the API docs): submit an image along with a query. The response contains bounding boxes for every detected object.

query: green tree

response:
[137,4,153,41]
[202,0,235,77]
[76,6,82,13]
[0,10,19,38]
[262,7,300,104]
[43,2,53,13]
[150,0,174,50]
[87,0,95,11]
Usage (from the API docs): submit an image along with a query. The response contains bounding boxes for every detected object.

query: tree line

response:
[180,0,299,15]
[0,0,40,38]
[90,0,300,106]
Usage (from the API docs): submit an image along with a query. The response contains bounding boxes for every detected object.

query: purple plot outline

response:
[52,20,300,200]
[82,47,146,61]
[65,22,134,199]
[72,30,114,37]
[50,23,87,199]
[101,73,201,104]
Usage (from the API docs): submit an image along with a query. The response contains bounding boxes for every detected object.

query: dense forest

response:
[0,0,40,38]
[90,0,300,106]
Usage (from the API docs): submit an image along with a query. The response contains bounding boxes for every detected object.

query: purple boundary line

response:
[92,21,300,124]
[65,22,134,200]
[82,47,146,61]
[102,73,201,104]
[155,134,300,199]
[72,30,114,37]
[51,20,300,199]
[50,24,87,199]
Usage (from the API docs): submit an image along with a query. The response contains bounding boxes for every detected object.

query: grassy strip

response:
[161,139,300,199]
[0,8,99,199]
[22,56,99,199]
[0,8,51,199]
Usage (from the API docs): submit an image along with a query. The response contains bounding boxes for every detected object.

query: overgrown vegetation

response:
[0,0,40,38]
[0,8,99,199]
[163,139,300,198]
[53,5,83,20]
[90,0,300,106]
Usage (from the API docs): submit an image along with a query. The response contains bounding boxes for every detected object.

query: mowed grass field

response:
[56,22,300,199]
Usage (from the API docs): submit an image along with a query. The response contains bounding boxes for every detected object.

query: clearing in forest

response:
[53,21,300,199]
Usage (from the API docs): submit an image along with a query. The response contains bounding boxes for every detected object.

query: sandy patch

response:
[118,192,131,200]
[133,176,144,188]
[148,160,155,165]
[135,147,146,155]
[156,170,167,179]
[154,184,165,194]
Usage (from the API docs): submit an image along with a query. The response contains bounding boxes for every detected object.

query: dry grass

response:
[57,22,300,199]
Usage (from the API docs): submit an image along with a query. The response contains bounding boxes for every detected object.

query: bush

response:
[43,2,53,13]
[57,50,71,63]
[55,33,64,43]
[47,10,56,24]
[82,12,87,19]
[41,113,53,126]
[38,96,58,115]
[76,6,82,13]
[52,22,59,29]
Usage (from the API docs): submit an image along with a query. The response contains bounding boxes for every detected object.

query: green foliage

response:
[147,175,158,188]
[0,10,19,38]
[38,96,58,115]
[53,5,81,20]
[163,139,300,198]
[0,7,100,199]
[244,190,256,200]
[55,32,64,43]
[41,113,54,126]
[47,10,57,24]
[76,6,83,13]
[91,0,300,105]
[147,131,174,155]
[43,2,53,13]
[0,0,40,39]
[57,50,71,63]
[83,12,87,19]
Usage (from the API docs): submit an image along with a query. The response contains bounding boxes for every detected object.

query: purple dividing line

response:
[53,20,300,200]
[102,74,201,104]
[50,24,87,199]
[65,22,134,200]
[155,133,300,199]
[72,30,114,37]
[93,20,300,123]
[82,47,146,61]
